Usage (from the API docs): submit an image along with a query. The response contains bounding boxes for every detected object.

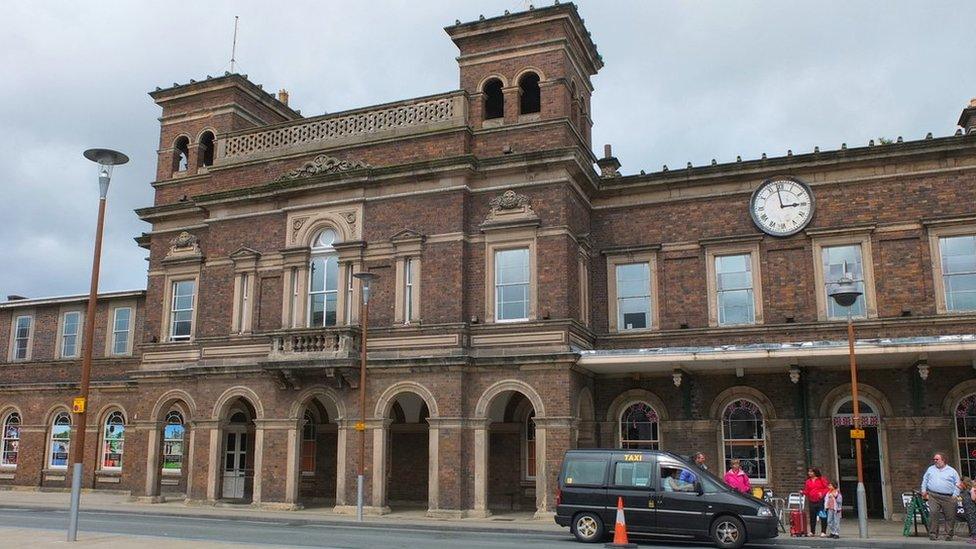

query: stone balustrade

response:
[268,327,359,361]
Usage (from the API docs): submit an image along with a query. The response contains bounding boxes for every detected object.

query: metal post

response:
[67,195,107,542]
[847,310,869,539]
[356,282,369,522]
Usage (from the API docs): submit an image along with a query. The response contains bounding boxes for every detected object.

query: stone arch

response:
[211,386,265,420]
[150,389,198,422]
[818,383,893,418]
[474,379,546,419]
[606,388,670,422]
[0,404,23,422]
[943,378,976,416]
[513,66,547,84]
[289,385,346,421]
[374,381,439,419]
[195,127,217,142]
[94,402,129,426]
[42,403,71,427]
[477,73,509,90]
[294,214,355,247]
[710,386,777,420]
[575,386,595,422]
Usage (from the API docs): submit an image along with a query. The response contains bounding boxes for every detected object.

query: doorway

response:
[221,409,253,501]
[832,398,884,519]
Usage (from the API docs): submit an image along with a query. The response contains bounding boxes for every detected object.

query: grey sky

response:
[2,1,974,300]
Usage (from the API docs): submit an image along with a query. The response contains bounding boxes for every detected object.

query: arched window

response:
[199,131,215,167]
[1,412,21,467]
[309,229,340,327]
[49,411,71,469]
[173,136,190,173]
[957,393,976,479]
[619,402,659,450]
[101,411,126,470]
[301,410,316,474]
[162,411,185,472]
[524,411,536,480]
[722,399,767,482]
[518,72,541,115]
[483,78,504,120]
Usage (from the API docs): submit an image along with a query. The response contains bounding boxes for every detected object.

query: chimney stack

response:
[957,97,976,134]
[596,143,621,178]
[277,89,289,106]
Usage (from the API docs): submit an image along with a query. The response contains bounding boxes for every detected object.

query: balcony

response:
[267,326,360,362]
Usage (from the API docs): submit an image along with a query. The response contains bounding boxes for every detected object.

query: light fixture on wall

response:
[789,365,801,384]
[672,369,683,388]
[916,360,929,381]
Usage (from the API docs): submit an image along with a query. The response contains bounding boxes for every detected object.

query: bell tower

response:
[445,3,603,147]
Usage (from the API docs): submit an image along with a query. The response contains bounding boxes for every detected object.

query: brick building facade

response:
[2,3,976,521]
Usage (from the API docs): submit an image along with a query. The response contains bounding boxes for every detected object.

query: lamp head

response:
[828,273,862,308]
[84,148,128,198]
[352,272,378,304]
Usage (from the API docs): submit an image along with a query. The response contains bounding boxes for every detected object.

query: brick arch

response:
[195,127,217,142]
[474,379,546,419]
[575,386,595,421]
[289,385,346,421]
[514,66,547,84]
[374,381,439,419]
[710,386,777,420]
[477,73,509,90]
[93,402,129,426]
[943,378,976,416]
[818,383,893,418]
[0,404,23,423]
[42,404,72,427]
[211,386,265,420]
[606,388,670,422]
[150,389,198,422]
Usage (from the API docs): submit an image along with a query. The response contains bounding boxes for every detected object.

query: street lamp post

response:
[828,273,868,539]
[68,149,128,542]
[352,271,377,522]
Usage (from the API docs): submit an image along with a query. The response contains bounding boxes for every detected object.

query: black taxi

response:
[554,449,777,549]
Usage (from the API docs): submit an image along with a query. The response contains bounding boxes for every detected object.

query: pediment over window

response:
[390,228,426,242]
[276,154,371,181]
[229,246,262,260]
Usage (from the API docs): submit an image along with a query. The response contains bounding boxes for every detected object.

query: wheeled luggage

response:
[790,509,808,537]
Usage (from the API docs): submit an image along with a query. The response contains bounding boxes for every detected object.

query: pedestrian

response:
[802,467,829,537]
[724,459,751,494]
[679,452,708,484]
[824,481,843,539]
[958,477,976,544]
[921,451,961,541]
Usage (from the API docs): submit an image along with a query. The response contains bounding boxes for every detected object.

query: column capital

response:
[533,416,576,429]
[338,418,391,430]
[191,419,222,430]
[253,418,299,430]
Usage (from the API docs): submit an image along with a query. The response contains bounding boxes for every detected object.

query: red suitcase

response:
[789,509,808,537]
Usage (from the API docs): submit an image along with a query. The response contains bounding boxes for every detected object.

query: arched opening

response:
[721,399,767,484]
[220,398,257,502]
[956,393,976,479]
[172,136,189,174]
[831,396,885,518]
[199,131,215,167]
[1,411,21,467]
[100,410,126,471]
[518,72,541,115]
[157,408,188,496]
[619,401,660,450]
[48,410,72,470]
[297,399,339,507]
[483,78,504,120]
[485,391,537,513]
[385,392,430,511]
[309,228,339,327]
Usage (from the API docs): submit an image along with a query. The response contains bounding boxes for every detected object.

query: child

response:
[958,477,976,544]
[823,481,843,539]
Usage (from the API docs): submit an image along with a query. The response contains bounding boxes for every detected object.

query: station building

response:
[2,3,976,520]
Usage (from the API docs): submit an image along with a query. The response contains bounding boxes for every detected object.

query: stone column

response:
[471,419,491,518]
[426,418,463,517]
[335,423,348,506]
[370,418,393,515]
[195,419,222,503]
[139,421,163,502]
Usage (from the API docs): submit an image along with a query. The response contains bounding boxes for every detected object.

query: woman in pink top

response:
[724,459,751,493]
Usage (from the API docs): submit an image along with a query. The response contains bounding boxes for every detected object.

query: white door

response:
[222,429,248,499]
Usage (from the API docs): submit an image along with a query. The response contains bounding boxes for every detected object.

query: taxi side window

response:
[613,461,654,489]
[660,465,698,493]
[563,458,607,486]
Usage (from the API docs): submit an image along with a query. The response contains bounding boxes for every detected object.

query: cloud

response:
[2,0,975,299]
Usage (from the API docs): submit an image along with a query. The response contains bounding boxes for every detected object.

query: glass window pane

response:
[614,462,653,488]
[325,256,339,291]
[618,296,649,330]
[496,249,529,285]
[563,459,606,486]
[310,257,325,292]
[942,235,976,274]
[501,301,527,320]
[325,293,337,326]
[310,294,325,326]
[616,263,650,299]
[719,289,755,325]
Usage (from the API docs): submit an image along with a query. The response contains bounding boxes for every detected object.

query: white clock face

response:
[750,178,814,236]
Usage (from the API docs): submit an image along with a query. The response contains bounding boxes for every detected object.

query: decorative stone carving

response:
[481,189,539,230]
[165,231,201,259]
[291,216,310,240]
[343,211,357,225]
[276,154,371,181]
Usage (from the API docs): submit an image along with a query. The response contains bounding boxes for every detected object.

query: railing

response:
[268,327,359,361]
[217,92,467,163]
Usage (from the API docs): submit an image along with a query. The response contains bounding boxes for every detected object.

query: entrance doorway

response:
[832,398,884,519]
[221,407,254,501]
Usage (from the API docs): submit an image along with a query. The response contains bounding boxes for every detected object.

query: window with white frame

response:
[404,258,414,323]
[101,411,125,470]
[956,393,976,479]
[309,229,339,327]
[722,399,767,483]
[162,410,184,472]
[12,315,31,360]
[170,280,196,341]
[345,264,354,325]
[111,307,132,355]
[616,262,651,330]
[495,248,530,322]
[49,412,71,468]
[939,234,976,312]
[715,254,755,325]
[60,311,81,358]
[619,402,659,450]
[236,272,250,334]
[822,244,866,319]
[1,412,20,467]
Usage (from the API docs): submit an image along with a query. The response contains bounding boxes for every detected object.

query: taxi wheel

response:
[710,515,746,549]
[571,512,605,543]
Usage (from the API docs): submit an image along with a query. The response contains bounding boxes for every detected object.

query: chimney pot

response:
[603,144,612,158]
[277,89,290,106]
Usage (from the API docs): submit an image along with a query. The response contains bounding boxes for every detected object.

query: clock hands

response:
[775,187,785,208]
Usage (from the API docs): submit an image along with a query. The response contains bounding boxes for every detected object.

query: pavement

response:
[0,488,971,548]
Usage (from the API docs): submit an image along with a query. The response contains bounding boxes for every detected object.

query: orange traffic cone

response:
[604,496,637,548]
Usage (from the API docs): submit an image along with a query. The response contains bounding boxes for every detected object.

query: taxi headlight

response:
[757,506,774,517]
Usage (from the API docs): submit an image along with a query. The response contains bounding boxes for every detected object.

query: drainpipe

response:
[797,369,813,468]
